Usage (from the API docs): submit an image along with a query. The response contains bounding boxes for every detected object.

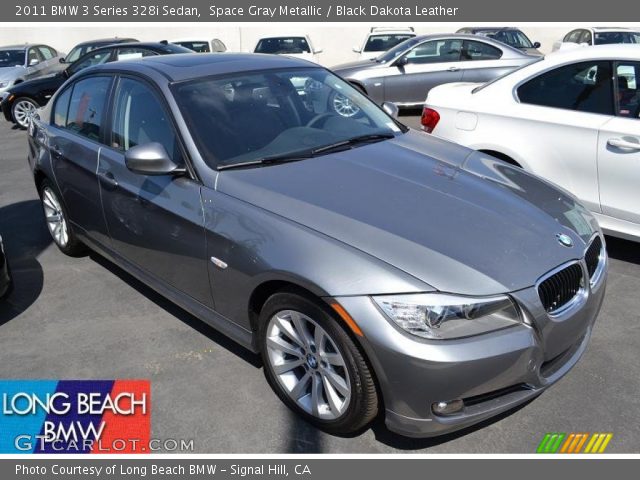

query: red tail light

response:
[421,107,440,133]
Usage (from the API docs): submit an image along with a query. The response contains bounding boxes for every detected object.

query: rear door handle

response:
[447,66,460,72]
[98,171,119,190]
[607,137,640,151]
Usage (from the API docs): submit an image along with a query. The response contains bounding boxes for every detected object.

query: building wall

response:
[1,24,639,67]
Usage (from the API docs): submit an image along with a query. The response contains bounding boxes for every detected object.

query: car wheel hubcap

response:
[332,94,360,118]
[13,100,36,127]
[266,309,351,420]
[42,187,68,247]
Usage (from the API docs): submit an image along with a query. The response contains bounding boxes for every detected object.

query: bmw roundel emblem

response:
[556,233,573,248]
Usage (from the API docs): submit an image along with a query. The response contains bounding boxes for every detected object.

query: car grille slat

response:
[585,236,603,280]
[537,263,583,314]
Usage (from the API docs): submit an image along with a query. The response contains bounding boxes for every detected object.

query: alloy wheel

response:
[266,309,352,420]
[331,93,360,118]
[42,187,69,248]
[13,99,37,128]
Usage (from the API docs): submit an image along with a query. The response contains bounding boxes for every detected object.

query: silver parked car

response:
[0,44,64,102]
[28,53,605,438]
[332,33,537,108]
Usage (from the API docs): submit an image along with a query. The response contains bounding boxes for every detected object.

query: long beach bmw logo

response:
[556,233,573,248]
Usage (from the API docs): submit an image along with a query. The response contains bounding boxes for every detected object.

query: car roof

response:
[591,27,639,32]
[74,37,136,46]
[0,44,38,50]
[86,52,321,82]
[546,43,640,62]
[461,27,522,31]
[410,33,529,55]
[91,41,178,51]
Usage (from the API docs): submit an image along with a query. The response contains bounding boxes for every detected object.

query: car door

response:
[515,60,615,213]
[383,38,463,105]
[459,40,516,83]
[597,61,640,224]
[48,76,112,246]
[97,76,212,307]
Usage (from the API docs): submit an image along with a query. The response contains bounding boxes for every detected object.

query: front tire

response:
[39,180,85,256]
[11,97,39,129]
[259,291,378,435]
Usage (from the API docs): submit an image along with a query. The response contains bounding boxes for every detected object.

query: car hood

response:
[0,66,23,83]
[9,72,65,92]
[332,58,382,75]
[217,131,598,295]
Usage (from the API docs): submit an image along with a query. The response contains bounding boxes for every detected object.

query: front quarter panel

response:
[200,187,432,331]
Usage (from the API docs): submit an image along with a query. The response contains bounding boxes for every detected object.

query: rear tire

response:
[11,97,39,129]
[39,180,85,256]
[259,291,378,435]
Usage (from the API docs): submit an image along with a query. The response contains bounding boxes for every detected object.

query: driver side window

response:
[110,78,184,166]
[405,39,462,65]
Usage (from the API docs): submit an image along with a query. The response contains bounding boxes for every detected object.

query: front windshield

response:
[485,30,533,49]
[376,37,422,62]
[0,50,25,67]
[255,38,311,54]
[364,34,415,52]
[595,32,640,44]
[174,67,403,169]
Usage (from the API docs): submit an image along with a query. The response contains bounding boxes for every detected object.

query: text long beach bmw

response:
[27,52,606,437]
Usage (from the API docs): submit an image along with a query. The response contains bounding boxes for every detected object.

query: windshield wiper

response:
[216,150,315,171]
[216,133,396,171]
[311,133,396,155]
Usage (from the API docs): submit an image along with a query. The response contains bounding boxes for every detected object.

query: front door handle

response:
[50,144,63,158]
[607,137,640,151]
[447,66,460,72]
[98,171,119,190]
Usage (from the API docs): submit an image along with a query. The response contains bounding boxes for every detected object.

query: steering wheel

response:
[306,112,335,128]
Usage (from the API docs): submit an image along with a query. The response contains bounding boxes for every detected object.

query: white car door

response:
[597,61,640,224]
[514,60,616,213]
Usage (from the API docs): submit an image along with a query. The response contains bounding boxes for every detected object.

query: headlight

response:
[372,293,521,340]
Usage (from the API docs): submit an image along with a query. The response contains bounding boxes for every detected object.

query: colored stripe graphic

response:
[0,380,151,454]
[538,433,613,453]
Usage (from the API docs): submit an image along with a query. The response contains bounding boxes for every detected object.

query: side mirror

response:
[382,102,399,119]
[59,57,65,63]
[28,58,39,66]
[395,56,409,68]
[124,142,185,176]
[533,42,541,49]
[314,48,323,54]
[352,46,362,53]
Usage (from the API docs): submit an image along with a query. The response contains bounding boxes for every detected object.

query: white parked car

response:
[553,27,640,52]
[253,35,322,63]
[352,27,416,60]
[167,38,227,53]
[421,45,640,241]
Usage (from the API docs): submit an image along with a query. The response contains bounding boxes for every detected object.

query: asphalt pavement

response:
[0,116,638,453]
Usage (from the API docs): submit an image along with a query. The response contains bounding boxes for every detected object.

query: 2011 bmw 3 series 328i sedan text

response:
[27,53,607,438]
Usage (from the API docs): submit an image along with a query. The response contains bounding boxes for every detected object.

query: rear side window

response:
[66,76,111,141]
[462,40,502,61]
[517,61,614,115]
[116,48,157,61]
[615,62,640,118]
[110,78,183,165]
[52,87,72,127]
[38,46,55,60]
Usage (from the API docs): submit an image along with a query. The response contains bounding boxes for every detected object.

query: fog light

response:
[432,399,464,416]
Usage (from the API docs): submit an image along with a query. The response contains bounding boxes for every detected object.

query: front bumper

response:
[336,264,606,438]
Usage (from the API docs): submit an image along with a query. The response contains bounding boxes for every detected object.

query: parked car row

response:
[1,41,191,127]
